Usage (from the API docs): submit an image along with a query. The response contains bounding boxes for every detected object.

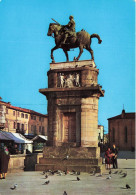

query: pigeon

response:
[113,171,118,174]
[64,171,67,175]
[122,173,127,178]
[77,171,80,175]
[106,176,111,179]
[10,184,18,190]
[70,170,78,175]
[109,169,112,175]
[77,177,80,181]
[44,180,50,185]
[42,171,46,175]
[45,175,48,179]
[58,172,63,176]
[118,170,123,174]
[63,191,68,195]
[126,184,131,189]
[90,170,96,176]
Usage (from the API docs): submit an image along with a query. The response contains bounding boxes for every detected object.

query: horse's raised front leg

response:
[76,45,83,61]
[51,46,58,63]
[63,49,69,62]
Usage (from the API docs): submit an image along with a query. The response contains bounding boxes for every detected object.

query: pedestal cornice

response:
[39,85,105,98]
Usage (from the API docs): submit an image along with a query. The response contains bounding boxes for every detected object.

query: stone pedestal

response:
[36,60,105,173]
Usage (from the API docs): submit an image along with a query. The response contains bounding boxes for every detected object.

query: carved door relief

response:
[62,112,76,143]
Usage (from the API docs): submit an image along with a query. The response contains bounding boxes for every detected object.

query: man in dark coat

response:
[111,144,118,169]
[0,144,10,179]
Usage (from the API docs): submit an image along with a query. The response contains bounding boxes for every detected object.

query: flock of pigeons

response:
[10,168,131,194]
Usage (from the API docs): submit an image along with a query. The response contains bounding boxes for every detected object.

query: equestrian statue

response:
[47,16,102,63]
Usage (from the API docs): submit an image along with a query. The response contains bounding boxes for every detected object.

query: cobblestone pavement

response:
[0,159,135,195]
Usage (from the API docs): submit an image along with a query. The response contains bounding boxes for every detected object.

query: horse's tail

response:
[90,34,102,44]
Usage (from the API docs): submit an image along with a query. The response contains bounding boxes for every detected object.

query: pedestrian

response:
[111,144,118,169]
[0,143,10,179]
[105,147,112,170]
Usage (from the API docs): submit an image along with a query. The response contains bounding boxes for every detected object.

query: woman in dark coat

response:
[0,144,10,179]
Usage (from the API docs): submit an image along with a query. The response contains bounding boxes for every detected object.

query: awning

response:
[0,131,33,144]
[0,131,12,140]
[32,135,48,142]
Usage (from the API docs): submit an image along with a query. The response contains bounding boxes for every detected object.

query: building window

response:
[124,126,127,143]
[21,113,24,118]
[13,111,15,116]
[31,115,36,120]
[39,126,41,133]
[112,128,115,142]
[25,114,28,119]
[13,122,16,129]
[39,116,44,122]
[42,126,45,135]
[17,123,20,130]
[6,108,8,114]
[31,125,33,132]
[17,111,20,117]
[22,124,24,131]
[34,125,37,135]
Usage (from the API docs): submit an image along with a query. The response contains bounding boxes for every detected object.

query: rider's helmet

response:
[69,15,74,20]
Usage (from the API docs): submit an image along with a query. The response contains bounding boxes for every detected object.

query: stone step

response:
[35,163,105,173]
[39,157,102,166]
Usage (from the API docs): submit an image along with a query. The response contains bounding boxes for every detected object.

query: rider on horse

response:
[60,15,76,46]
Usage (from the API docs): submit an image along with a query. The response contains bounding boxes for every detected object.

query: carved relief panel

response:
[57,72,81,88]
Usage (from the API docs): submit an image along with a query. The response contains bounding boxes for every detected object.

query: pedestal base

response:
[35,146,104,173]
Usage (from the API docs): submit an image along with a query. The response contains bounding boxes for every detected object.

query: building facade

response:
[0,99,48,137]
[0,100,6,130]
[108,109,135,151]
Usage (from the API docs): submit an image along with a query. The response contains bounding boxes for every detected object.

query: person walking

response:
[0,144,10,179]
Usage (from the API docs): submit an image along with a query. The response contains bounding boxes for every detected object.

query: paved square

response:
[0,159,135,195]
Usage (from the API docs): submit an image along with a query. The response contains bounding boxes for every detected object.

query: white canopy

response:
[32,135,47,141]
[0,131,33,144]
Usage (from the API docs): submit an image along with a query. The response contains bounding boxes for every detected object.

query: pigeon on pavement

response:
[122,172,127,178]
[126,184,131,189]
[118,170,123,174]
[106,176,111,179]
[113,171,118,174]
[44,180,50,185]
[77,177,80,181]
[10,184,18,190]
[45,175,48,179]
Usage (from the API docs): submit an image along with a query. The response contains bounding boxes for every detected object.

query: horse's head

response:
[47,23,61,37]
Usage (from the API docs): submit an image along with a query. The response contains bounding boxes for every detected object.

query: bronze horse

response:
[47,23,102,62]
